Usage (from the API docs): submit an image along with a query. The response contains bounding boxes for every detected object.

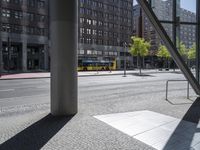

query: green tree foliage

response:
[179,42,188,59]
[188,43,196,60]
[157,45,170,59]
[129,36,150,57]
[157,45,170,68]
[129,36,150,75]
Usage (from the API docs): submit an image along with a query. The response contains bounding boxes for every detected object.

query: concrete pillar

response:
[0,38,2,77]
[22,41,27,72]
[44,44,49,71]
[50,0,78,116]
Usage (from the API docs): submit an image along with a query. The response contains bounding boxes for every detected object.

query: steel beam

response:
[137,0,200,95]
[196,0,200,82]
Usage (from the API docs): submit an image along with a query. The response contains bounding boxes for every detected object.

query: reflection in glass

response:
[151,0,173,21]
[180,0,196,22]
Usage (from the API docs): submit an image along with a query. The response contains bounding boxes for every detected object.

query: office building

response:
[78,0,133,69]
[0,0,49,72]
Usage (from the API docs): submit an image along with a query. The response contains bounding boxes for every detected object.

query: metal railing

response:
[166,80,189,100]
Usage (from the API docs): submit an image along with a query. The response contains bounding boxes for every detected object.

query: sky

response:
[133,0,196,13]
[181,0,196,13]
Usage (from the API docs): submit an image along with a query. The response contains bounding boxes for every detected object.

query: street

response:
[0,72,196,108]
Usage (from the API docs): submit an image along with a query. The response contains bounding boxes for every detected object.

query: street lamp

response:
[123,42,127,77]
[7,37,11,73]
[0,48,2,78]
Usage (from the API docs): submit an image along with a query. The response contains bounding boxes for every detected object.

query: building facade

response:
[78,0,133,69]
[0,0,49,73]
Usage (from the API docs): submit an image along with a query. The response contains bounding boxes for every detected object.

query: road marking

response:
[0,89,15,92]
[0,94,49,101]
[35,86,49,89]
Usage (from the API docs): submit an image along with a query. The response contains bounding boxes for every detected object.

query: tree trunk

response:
[139,55,142,75]
[143,56,145,69]
[137,55,139,69]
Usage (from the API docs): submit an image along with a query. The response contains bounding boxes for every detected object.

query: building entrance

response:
[2,43,22,72]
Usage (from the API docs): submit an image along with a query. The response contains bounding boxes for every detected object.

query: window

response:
[38,0,45,8]
[80,18,85,23]
[86,28,91,34]
[2,9,11,18]
[79,50,85,55]
[14,11,23,19]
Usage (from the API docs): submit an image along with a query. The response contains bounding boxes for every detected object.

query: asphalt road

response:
[0,72,195,108]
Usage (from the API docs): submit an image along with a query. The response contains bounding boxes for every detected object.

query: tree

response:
[188,43,196,60]
[129,36,150,75]
[156,45,171,68]
[188,43,196,68]
[179,42,188,61]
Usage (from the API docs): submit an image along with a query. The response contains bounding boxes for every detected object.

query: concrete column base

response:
[22,41,27,72]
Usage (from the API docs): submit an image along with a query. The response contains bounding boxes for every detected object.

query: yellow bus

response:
[78,60,116,71]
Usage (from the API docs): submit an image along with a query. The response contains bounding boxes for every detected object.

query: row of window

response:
[2,0,46,8]
[1,8,47,22]
[80,7,132,17]
[80,28,130,38]
[80,0,131,9]
[80,37,128,46]
[78,49,118,56]
[80,17,131,26]
[80,19,131,31]
[1,23,47,36]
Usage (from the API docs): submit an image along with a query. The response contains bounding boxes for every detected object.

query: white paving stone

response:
[94,110,200,150]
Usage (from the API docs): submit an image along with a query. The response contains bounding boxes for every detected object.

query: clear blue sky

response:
[133,0,196,13]
[181,0,196,13]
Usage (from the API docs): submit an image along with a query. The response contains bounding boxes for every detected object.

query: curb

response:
[0,73,124,80]
[0,71,181,80]
[0,76,51,80]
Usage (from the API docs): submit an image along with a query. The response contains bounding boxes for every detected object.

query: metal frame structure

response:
[196,0,200,82]
[137,0,200,95]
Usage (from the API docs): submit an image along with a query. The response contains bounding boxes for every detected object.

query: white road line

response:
[0,94,49,101]
[35,86,49,89]
[0,89,15,92]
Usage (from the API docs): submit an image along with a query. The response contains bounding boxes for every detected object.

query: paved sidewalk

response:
[0,69,180,80]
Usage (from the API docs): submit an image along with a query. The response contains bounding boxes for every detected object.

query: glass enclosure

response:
[146,0,199,81]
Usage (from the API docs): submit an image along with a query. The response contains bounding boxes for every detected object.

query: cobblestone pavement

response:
[0,72,199,150]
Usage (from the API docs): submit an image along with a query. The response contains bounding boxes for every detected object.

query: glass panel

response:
[178,25,196,71]
[180,25,196,48]
[151,0,173,21]
[180,0,196,23]
[161,23,173,42]
[133,0,138,6]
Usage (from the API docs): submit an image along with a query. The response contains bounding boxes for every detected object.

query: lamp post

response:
[0,46,2,78]
[7,37,11,73]
[123,42,127,77]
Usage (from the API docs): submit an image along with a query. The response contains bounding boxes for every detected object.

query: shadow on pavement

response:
[131,73,154,77]
[165,99,193,105]
[163,97,200,150]
[0,114,73,150]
